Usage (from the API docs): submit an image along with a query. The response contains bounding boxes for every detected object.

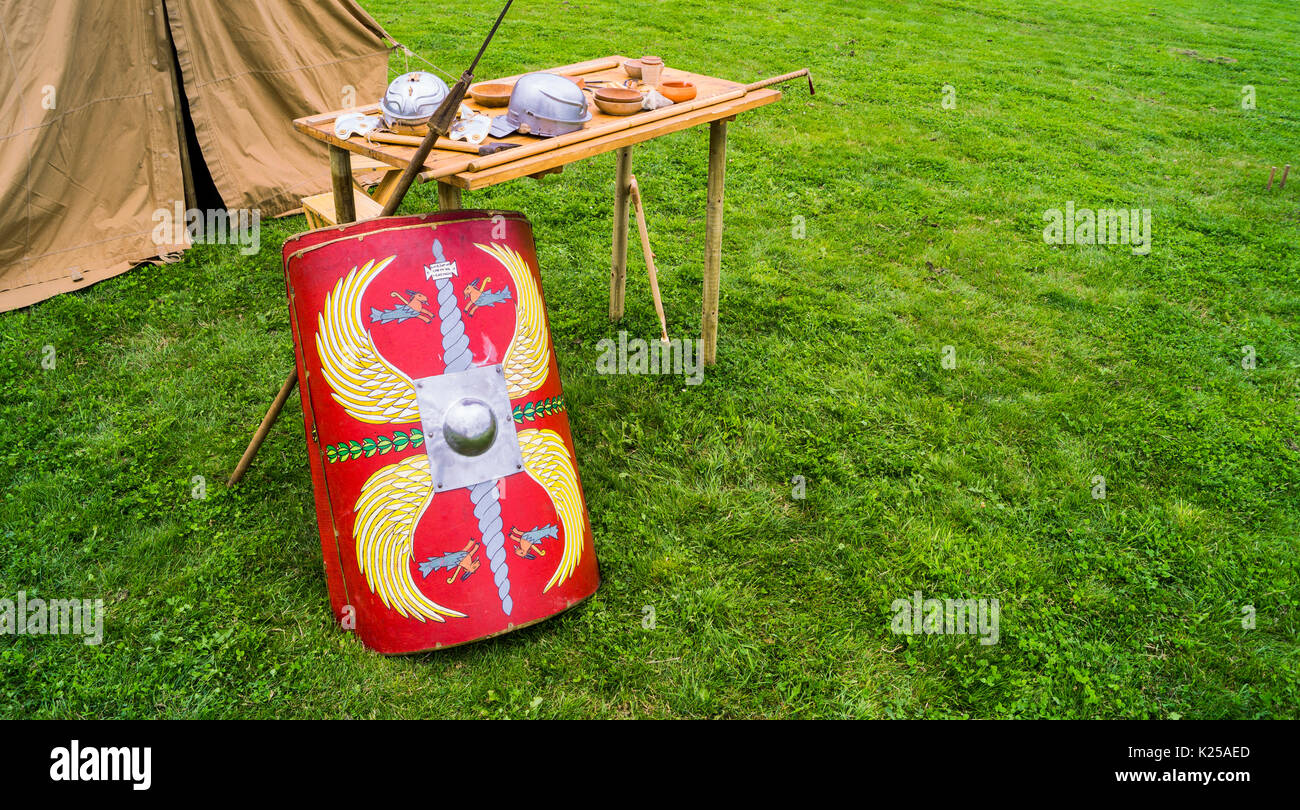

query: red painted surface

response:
[283,211,599,653]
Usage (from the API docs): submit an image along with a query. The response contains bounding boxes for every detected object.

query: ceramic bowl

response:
[468,82,512,107]
[594,87,643,103]
[595,96,643,116]
[658,80,696,103]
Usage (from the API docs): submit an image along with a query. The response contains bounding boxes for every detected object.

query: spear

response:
[379,0,515,217]
[227,2,515,488]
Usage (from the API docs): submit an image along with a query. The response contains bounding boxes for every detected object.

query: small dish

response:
[658,81,696,103]
[469,82,512,107]
[622,59,643,79]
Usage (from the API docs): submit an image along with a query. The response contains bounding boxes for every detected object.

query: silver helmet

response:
[488,72,592,138]
[381,71,450,129]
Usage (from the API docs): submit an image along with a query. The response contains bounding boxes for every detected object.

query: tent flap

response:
[0,0,392,312]
[163,0,391,217]
[0,0,188,310]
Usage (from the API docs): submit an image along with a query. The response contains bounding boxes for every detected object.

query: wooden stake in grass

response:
[1267,166,1276,190]
[628,174,670,343]
[1280,164,1291,189]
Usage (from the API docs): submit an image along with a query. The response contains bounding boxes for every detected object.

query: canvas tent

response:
[0,0,392,312]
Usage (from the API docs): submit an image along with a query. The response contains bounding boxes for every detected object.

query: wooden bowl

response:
[594,87,643,103]
[595,96,643,116]
[658,80,696,103]
[622,59,643,79]
[469,82,512,107]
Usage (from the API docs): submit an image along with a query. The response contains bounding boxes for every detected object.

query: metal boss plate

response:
[413,364,523,492]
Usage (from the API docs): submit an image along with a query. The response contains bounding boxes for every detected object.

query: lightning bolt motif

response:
[353,455,465,622]
[315,256,419,425]
[319,244,581,620]
[476,243,550,398]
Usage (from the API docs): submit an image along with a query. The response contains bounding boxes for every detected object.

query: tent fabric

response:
[164,0,390,218]
[0,0,189,312]
[0,0,392,313]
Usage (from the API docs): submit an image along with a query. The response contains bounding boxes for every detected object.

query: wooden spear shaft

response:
[227,368,298,486]
[378,0,514,216]
[229,1,516,485]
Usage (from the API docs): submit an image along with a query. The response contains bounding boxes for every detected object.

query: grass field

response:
[1,0,1297,718]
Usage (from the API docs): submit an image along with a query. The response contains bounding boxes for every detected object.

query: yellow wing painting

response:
[476,243,549,398]
[315,256,420,425]
[518,429,588,592]
[353,455,465,622]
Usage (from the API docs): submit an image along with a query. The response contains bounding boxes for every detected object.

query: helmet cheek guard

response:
[283,210,600,653]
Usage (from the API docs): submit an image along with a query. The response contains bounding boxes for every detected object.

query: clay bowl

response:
[622,59,643,79]
[594,87,642,103]
[469,82,512,107]
[595,95,643,116]
[594,87,644,114]
[658,80,696,103]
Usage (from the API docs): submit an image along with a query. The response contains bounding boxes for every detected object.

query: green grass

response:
[1,0,1297,718]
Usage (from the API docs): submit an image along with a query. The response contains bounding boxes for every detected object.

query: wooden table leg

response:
[329,145,356,224]
[371,169,403,207]
[702,120,727,366]
[438,181,462,211]
[609,146,633,320]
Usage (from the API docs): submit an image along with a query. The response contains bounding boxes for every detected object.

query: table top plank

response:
[448,89,779,189]
[293,56,783,190]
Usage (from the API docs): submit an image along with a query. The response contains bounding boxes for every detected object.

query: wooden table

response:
[293,56,782,366]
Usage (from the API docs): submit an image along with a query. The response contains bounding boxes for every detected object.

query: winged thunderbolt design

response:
[315,244,586,620]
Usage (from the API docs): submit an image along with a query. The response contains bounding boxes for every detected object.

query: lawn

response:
[1,0,1297,718]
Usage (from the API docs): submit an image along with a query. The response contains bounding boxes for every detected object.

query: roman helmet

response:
[488,72,592,138]
[380,71,451,129]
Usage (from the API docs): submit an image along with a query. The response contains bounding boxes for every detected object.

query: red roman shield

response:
[282,210,599,653]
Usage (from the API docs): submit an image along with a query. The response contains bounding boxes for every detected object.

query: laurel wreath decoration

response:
[512,395,565,423]
[324,428,425,463]
[323,395,565,464]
